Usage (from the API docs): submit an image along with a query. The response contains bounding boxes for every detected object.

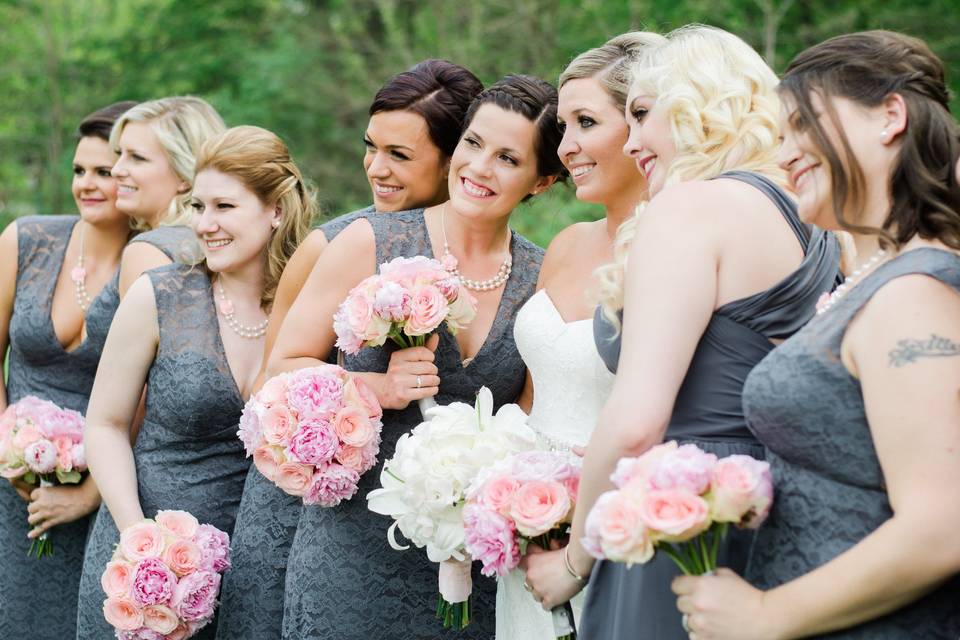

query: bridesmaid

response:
[0,101,134,640]
[74,126,314,639]
[503,31,663,639]
[674,31,960,639]
[268,75,565,640]
[216,59,482,640]
[522,25,841,640]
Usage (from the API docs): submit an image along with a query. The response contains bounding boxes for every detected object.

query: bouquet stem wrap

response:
[417,396,438,421]
[436,557,472,629]
[550,601,578,640]
[27,478,54,558]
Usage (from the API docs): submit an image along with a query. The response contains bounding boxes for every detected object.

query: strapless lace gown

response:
[496,289,615,639]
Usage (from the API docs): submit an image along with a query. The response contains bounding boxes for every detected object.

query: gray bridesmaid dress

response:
[743,248,960,638]
[2,215,121,639]
[215,204,375,639]
[583,172,841,640]
[280,209,544,639]
[74,263,249,639]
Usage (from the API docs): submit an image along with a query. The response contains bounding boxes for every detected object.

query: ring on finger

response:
[416,375,423,389]
[523,581,533,593]
[682,613,690,633]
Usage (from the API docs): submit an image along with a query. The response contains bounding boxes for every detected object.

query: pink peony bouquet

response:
[238,365,383,507]
[101,510,231,639]
[463,450,581,640]
[583,441,773,575]
[0,396,87,557]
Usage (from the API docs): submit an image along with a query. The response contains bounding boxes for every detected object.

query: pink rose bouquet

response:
[101,511,230,639]
[0,396,87,557]
[583,441,773,575]
[238,365,383,507]
[463,450,581,640]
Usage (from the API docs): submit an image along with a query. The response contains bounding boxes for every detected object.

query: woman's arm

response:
[674,273,960,640]
[117,242,171,298]
[0,222,17,412]
[83,275,160,531]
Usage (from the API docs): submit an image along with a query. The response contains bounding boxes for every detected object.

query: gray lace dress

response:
[74,264,249,639]
[2,215,125,639]
[280,209,543,639]
[743,248,960,638]
[215,204,376,639]
[583,172,841,640]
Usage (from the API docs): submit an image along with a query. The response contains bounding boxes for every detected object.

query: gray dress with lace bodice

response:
[743,248,960,638]
[582,172,841,640]
[75,264,249,639]
[216,204,376,639]
[2,215,123,639]
[280,209,543,639]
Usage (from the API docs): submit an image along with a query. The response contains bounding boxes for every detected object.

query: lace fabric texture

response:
[495,289,615,639]
[281,209,543,639]
[744,248,960,638]
[75,264,249,639]
[215,206,376,639]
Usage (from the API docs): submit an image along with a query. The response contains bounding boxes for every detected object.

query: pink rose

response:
[435,275,460,302]
[162,538,202,577]
[709,455,773,528]
[258,375,289,407]
[372,280,412,322]
[286,419,338,466]
[343,283,375,334]
[333,407,375,448]
[403,284,448,336]
[286,371,344,421]
[12,423,41,449]
[342,377,383,420]
[165,621,197,640]
[509,481,571,537]
[194,523,231,573]
[115,628,164,640]
[335,445,365,473]
[130,557,176,607]
[253,445,283,482]
[610,441,678,489]
[70,443,86,471]
[261,405,296,446]
[102,596,144,631]
[142,604,179,634]
[155,510,199,540]
[171,570,221,622]
[583,491,654,566]
[303,463,360,507]
[445,287,477,332]
[101,560,135,597]
[360,437,380,470]
[54,435,74,472]
[237,404,263,457]
[23,438,57,473]
[275,462,314,497]
[119,522,165,562]
[647,444,717,495]
[478,474,520,514]
[639,489,710,542]
[463,504,520,577]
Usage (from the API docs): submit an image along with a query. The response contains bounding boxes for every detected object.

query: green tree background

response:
[1,0,958,247]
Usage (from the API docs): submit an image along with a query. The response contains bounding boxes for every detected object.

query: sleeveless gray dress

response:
[2,215,125,639]
[75,264,250,639]
[280,209,544,639]
[216,204,376,639]
[583,172,841,640]
[743,248,960,638]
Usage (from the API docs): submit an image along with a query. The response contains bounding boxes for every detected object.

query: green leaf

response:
[55,469,82,484]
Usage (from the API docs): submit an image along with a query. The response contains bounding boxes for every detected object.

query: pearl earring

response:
[880,130,888,141]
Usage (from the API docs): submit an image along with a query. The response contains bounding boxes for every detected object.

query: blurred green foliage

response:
[1,0,957,247]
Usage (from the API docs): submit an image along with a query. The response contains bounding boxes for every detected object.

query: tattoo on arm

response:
[888,334,960,367]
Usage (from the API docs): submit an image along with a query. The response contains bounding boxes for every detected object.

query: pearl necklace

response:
[69,223,92,312]
[441,203,512,292]
[216,279,268,339]
[816,248,888,315]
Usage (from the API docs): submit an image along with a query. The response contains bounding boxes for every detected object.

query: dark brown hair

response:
[780,30,960,249]
[369,59,483,158]
[76,101,138,141]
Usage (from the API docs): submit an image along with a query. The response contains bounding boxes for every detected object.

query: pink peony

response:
[380,255,444,287]
[119,522,165,562]
[510,450,578,484]
[342,377,383,420]
[54,435,74,472]
[142,604,179,634]
[639,489,711,542]
[161,539,202,577]
[646,444,717,495]
[403,284,448,336]
[372,280,412,322]
[171,570,221,622]
[304,463,360,507]
[237,404,262,457]
[194,523,231,572]
[70,443,86,471]
[101,560,135,598]
[102,597,144,631]
[275,462,314,497]
[130,557,176,607]
[155,510,199,540]
[23,438,57,473]
[478,474,520,514]
[253,445,283,482]
[286,371,344,421]
[261,405,296,446]
[610,441,679,489]
[333,407,375,448]
[286,419,338,466]
[115,628,164,640]
[509,480,572,537]
[463,504,521,577]
[12,423,42,450]
[333,312,363,355]
[583,491,654,566]
[709,455,773,528]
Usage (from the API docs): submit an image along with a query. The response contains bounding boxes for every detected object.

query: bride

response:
[502,31,663,639]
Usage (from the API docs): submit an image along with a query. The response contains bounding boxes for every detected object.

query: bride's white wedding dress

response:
[497,289,616,639]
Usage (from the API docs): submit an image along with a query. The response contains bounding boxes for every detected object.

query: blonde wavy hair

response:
[597,25,784,326]
[110,96,226,229]
[194,125,317,309]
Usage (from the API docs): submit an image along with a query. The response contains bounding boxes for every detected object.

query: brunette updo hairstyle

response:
[369,59,484,157]
[780,30,960,249]
[77,101,138,141]
[463,74,568,191]
[194,125,317,309]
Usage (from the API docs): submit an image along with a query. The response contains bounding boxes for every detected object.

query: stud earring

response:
[880,130,888,141]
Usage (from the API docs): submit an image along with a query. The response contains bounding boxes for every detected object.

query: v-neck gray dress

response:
[215,204,376,640]
[74,263,250,639]
[280,209,544,639]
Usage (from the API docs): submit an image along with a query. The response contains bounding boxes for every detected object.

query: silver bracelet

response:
[564,545,587,583]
